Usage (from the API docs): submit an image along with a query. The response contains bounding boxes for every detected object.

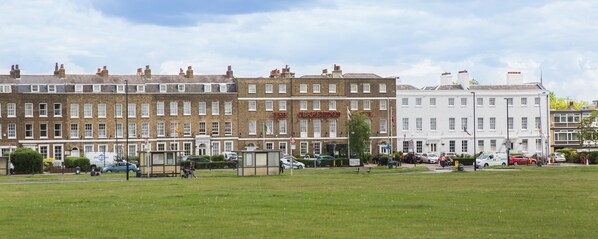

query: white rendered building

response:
[396,71,550,156]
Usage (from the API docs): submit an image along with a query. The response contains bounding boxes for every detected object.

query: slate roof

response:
[0,74,234,84]
[342,73,381,78]
[396,84,419,90]
[470,84,542,90]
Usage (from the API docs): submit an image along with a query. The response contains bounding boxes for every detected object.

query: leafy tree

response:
[550,92,588,110]
[347,112,371,158]
[469,78,479,85]
[577,110,598,148]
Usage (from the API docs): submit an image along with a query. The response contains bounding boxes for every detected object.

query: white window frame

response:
[248,84,256,94]
[379,83,387,93]
[170,101,178,116]
[313,101,321,111]
[225,102,233,115]
[75,84,83,92]
[98,103,106,118]
[70,104,79,118]
[48,85,56,93]
[198,102,207,115]
[313,84,321,93]
[265,84,273,93]
[278,84,286,93]
[350,84,358,93]
[178,84,185,92]
[363,83,370,93]
[300,101,308,111]
[160,84,167,93]
[265,101,274,111]
[141,103,150,118]
[300,84,307,93]
[329,101,336,111]
[25,103,33,117]
[156,101,164,116]
[329,84,336,93]
[211,101,220,115]
[84,104,93,118]
[93,85,101,93]
[279,101,287,111]
[248,101,257,111]
[137,85,145,93]
[183,101,191,116]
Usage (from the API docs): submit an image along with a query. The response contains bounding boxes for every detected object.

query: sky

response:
[0,0,597,101]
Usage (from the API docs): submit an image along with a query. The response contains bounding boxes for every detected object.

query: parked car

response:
[317,155,334,166]
[223,152,238,162]
[424,153,439,164]
[509,155,536,165]
[416,153,428,163]
[184,156,212,163]
[404,153,422,164]
[280,156,305,169]
[550,153,566,163]
[101,162,138,173]
[475,152,507,168]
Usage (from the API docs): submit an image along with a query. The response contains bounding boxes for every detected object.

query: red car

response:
[509,155,537,165]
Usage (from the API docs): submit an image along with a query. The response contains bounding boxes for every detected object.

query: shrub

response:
[10,148,43,174]
[379,155,390,165]
[588,151,598,164]
[211,155,225,162]
[360,153,372,164]
[43,158,55,167]
[454,157,475,165]
[65,156,90,171]
[318,158,348,167]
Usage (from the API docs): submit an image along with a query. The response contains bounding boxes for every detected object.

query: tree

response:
[550,91,588,110]
[577,110,598,148]
[347,112,371,158]
[469,78,479,86]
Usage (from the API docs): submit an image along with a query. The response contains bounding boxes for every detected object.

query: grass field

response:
[1,166,597,238]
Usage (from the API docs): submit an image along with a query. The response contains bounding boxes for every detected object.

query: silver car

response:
[550,153,566,162]
[424,153,439,164]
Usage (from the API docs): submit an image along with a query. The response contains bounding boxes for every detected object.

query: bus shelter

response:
[237,150,281,176]
[138,150,183,177]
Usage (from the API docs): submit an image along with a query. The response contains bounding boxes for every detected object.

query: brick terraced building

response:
[0,64,396,160]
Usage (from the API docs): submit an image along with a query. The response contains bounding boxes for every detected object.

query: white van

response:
[475,152,508,168]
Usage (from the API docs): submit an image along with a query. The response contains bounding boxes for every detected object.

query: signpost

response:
[290,137,295,176]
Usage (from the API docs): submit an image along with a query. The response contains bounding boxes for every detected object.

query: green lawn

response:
[1,166,596,238]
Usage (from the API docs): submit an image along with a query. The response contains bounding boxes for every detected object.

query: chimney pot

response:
[179,68,185,76]
[11,65,14,70]
[226,65,234,78]
[60,64,64,69]
[15,64,19,70]
[54,63,59,72]
[144,65,151,79]
[185,66,194,78]
[227,65,232,71]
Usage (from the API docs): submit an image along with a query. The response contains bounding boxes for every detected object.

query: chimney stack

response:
[14,64,21,79]
[322,69,329,76]
[332,64,342,78]
[506,71,523,85]
[54,63,59,76]
[97,66,108,77]
[440,72,452,85]
[226,65,234,78]
[269,69,280,78]
[144,65,151,79]
[280,65,294,78]
[9,65,15,78]
[58,64,66,79]
[136,68,142,76]
[568,101,575,110]
[458,70,470,89]
[185,66,193,78]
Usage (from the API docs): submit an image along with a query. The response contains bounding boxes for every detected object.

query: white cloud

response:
[0,0,597,100]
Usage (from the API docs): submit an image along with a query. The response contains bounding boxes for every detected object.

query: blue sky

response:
[0,0,597,101]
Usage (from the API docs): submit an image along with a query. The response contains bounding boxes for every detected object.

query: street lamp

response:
[505,98,511,166]
[538,93,545,163]
[471,92,477,171]
[125,79,129,180]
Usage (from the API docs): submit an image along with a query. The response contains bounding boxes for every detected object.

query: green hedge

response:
[65,156,91,171]
[318,158,349,167]
[454,157,475,165]
[10,148,43,174]
[183,161,236,169]
[211,155,225,162]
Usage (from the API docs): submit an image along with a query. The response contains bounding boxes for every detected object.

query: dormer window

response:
[31,85,40,92]
[48,85,56,93]
[75,84,83,92]
[116,85,125,93]
[178,84,185,92]
[137,85,145,93]
[92,85,101,93]
[160,84,167,93]
[219,84,227,92]
[203,84,211,93]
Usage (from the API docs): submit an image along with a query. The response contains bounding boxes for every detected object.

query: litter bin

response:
[457,162,464,171]
[75,166,81,175]
[388,160,394,169]
[136,169,142,177]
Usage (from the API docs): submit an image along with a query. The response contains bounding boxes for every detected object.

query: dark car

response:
[317,155,334,166]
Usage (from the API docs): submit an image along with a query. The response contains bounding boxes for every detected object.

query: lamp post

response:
[471,92,477,171]
[505,98,510,165]
[545,93,550,162]
[125,79,129,181]
[538,93,544,163]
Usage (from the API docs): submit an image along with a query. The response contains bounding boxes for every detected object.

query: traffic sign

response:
[290,137,296,145]
[386,145,391,150]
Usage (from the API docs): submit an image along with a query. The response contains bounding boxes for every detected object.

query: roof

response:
[470,84,542,90]
[436,84,464,90]
[342,73,381,78]
[0,74,234,84]
[396,84,419,90]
